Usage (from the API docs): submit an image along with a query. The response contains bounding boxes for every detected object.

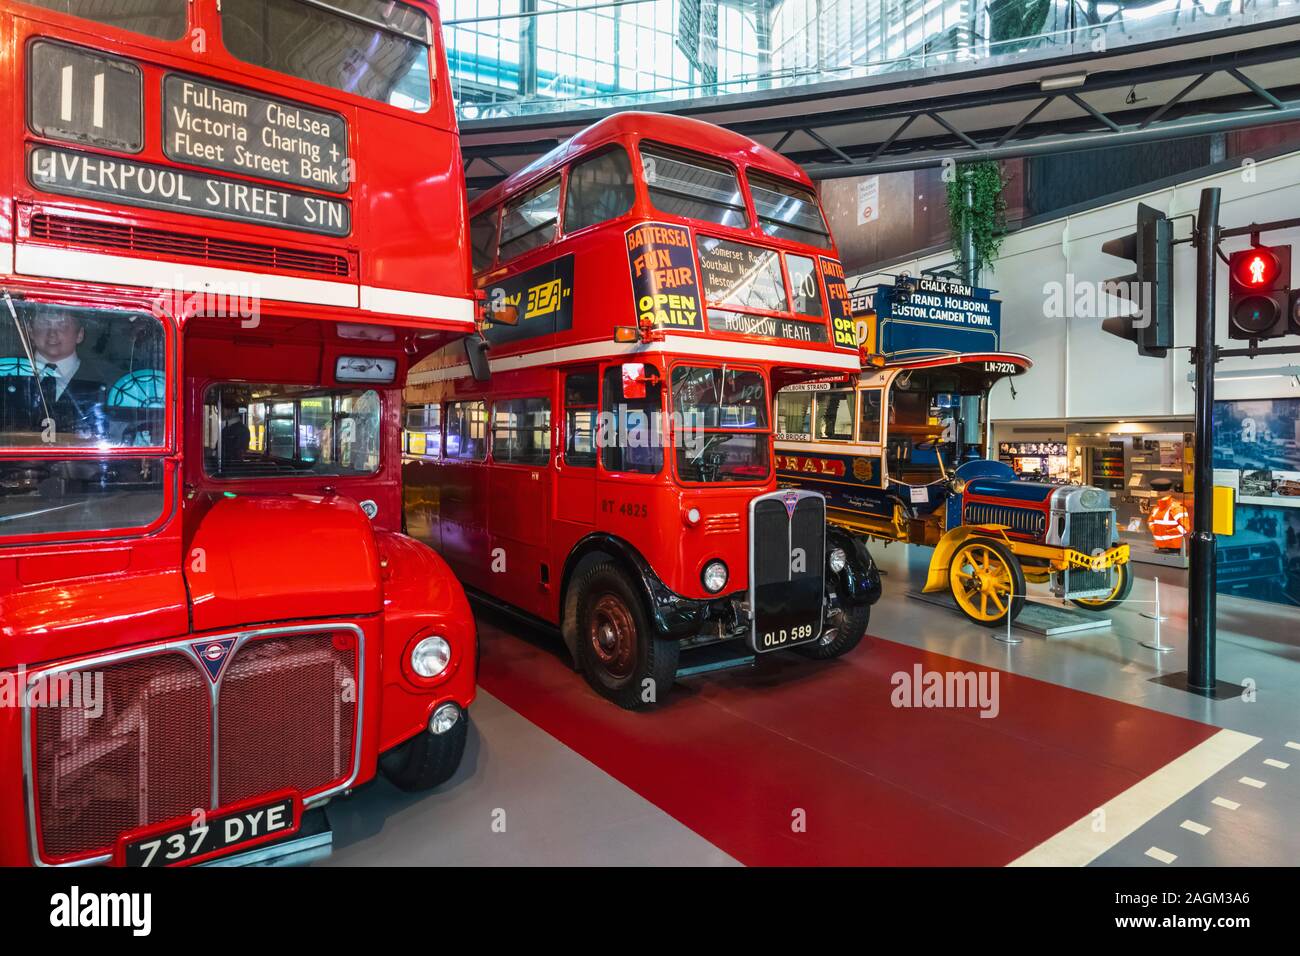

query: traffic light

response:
[1101,203,1174,357]
[1227,245,1292,340]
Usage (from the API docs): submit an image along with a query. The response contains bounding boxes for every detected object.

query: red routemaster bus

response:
[0,0,478,866]
[404,112,882,709]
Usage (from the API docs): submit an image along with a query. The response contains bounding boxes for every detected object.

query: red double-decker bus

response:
[1,0,478,866]
[404,112,882,709]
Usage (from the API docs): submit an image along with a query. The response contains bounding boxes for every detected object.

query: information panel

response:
[625,222,703,332]
[162,74,350,194]
[482,255,575,346]
[819,257,858,350]
[707,310,828,343]
[870,276,1001,353]
[29,146,351,237]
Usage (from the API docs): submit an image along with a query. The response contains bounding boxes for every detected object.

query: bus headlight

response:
[410,635,452,678]
[702,560,728,593]
[829,547,847,574]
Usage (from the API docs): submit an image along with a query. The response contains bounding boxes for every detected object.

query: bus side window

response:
[860,389,883,444]
[815,388,855,442]
[499,176,560,262]
[563,147,635,233]
[564,371,598,468]
[470,209,499,273]
[404,402,441,458]
[494,398,551,466]
[445,400,487,461]
[600,365,662,475]
[775,391,812,438]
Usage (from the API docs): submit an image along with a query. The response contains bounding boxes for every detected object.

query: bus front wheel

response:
[379,709,469,792]
[795,597,870,660]
[575,562,679,710]
[1070,561,1134,612]
[948,538,1026,628]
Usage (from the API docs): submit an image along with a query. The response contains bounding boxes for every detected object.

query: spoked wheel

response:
[948,538,1026,628]
[575,561,679,710]
[1070,560,1134,611]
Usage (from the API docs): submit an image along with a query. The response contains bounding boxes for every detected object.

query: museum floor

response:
[322,548,1300,867]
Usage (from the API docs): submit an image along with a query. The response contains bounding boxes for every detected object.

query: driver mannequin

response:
[24,310,116,438]
[220,405,251,463]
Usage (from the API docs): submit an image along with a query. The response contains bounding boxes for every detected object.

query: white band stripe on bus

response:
[10,243,475,323]
[408,334,862,384]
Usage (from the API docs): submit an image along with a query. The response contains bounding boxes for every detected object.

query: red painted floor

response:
[477,621,1220,866]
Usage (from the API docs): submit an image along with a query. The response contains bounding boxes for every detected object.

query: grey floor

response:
[869,543,1299,867]
[322,544,1298,867]
[323,690,737,866]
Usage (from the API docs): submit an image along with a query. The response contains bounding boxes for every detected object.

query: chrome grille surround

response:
[21,623,365,867]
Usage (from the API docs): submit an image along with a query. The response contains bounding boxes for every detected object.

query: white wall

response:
[852,151,1300,422]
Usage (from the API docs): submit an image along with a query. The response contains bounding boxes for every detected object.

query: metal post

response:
[961,170,978,287]
[1187,187,1220,693]
[1141,577,1172,651]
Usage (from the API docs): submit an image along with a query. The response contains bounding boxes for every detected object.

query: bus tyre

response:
[575,562,679,710]
[1070,561,1134,612]
[948,537,1026,628]
[794,600,869,660]
[379,711,468,792]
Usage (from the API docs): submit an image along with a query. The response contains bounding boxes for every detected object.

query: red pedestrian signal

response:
[1228,245,1291,340]
[1232,249,1279,288]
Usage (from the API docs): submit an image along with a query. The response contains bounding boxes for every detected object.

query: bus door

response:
[488,395,553,619]
[554,369,598,527]
[440,399,491,589]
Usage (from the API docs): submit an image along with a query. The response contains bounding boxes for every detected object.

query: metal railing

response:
[445,0,1300,121]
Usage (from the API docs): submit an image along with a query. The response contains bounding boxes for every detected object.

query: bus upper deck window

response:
[470,209,500,273]
[21,0,188,40]
[640,144,747,229]
[786,255,824,316]
[749,172,831,248]
[221,0,433,112]
[564,147,635,233]
[499,177,561,262]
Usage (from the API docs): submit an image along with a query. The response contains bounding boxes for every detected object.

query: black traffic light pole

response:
[1187,188,1220,694]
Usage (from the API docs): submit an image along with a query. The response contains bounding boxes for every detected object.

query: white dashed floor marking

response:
[1009,728,1260,867]
[1262,758,1290,770]
[1211,797,1240,810]
[1180,820,1211,836]
[1146,846,1177,864]
[1239,776,1267,789]
[1285,741,1300,752]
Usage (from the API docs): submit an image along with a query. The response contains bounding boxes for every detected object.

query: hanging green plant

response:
[946,160,1008,281]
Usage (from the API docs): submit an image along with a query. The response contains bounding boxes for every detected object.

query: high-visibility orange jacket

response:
[1148,495,1191,549]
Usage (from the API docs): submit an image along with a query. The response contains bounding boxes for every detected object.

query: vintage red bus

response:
[403,112,882,709]
[0,0,478,866]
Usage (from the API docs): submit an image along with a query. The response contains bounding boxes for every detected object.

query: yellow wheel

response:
[948,538,1026,628]
[1070,561,1134,611]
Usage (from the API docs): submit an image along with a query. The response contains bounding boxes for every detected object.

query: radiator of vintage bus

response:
[26,628,359,864]
[749,489,827,652]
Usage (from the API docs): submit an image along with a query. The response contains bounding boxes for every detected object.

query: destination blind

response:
[163,75,350,194]
[29,146,352,237]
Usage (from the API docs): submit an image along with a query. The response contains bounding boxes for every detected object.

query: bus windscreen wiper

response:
[3,291,54,432]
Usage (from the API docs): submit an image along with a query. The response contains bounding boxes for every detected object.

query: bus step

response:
[675,642,756,678]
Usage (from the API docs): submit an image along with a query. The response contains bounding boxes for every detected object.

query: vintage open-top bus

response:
[1,0,478,866]
[776,276,1132,626]
[404,111,881,709]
